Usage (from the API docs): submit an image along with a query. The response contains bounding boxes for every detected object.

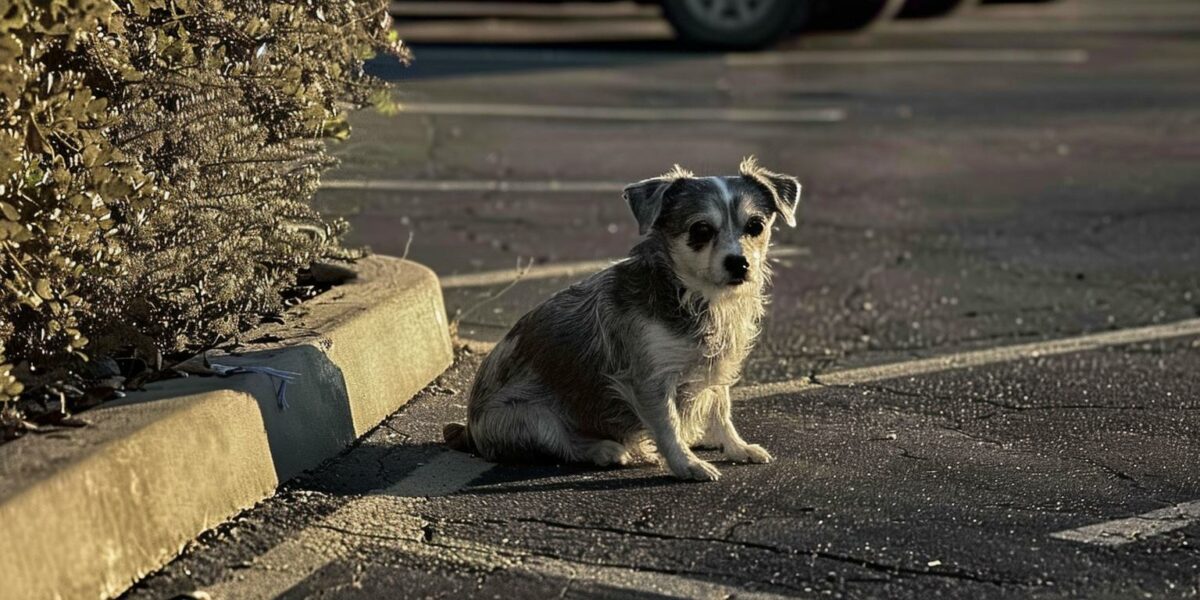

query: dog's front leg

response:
[633,380,721,481]
[709,386,772,464]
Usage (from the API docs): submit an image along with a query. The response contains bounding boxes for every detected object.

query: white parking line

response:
[411,46,1091,68]
[383,451,495,497]
[408,47,691,65]
[396,101,847,123]
[388,0,655,19]
[457,317,1200,398]
[727,48,1089,67]
[440,246,810,289]
[882,18,1198,34]
[733,317,1200,400]
[1050,500,1200,546]
[322,178,626,193]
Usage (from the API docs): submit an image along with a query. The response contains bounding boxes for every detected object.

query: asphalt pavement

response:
[125,1,1200,598]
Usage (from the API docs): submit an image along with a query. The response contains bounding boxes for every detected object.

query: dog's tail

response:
[443,422,474,453]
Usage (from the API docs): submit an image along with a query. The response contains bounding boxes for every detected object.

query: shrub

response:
[0,0,406,403]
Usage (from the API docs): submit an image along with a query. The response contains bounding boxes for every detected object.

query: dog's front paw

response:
[726,443,773,464]
[671,458,721,481]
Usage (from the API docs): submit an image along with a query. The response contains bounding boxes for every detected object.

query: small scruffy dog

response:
[444,158,800,481]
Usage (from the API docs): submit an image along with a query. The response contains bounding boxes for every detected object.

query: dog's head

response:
[623,157,801,295]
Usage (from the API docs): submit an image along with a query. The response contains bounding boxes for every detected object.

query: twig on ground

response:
[400,228,414,261]
[449,256,534,339]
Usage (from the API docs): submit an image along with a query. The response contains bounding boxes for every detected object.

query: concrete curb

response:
[0,256,454,600]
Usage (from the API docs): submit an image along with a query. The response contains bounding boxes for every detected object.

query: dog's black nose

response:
[723,255,750,283]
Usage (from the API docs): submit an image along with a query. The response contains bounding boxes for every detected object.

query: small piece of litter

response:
[209,363,300,410]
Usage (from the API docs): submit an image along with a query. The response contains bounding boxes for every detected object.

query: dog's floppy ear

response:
[623,164,692,235]
[739,156,801,228]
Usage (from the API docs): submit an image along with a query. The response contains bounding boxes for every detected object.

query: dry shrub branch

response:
[0,0,407,406]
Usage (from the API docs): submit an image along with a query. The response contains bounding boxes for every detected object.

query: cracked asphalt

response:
[125,1,1200,598]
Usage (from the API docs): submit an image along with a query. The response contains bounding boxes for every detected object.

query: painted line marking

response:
[404,47,691,65]
[388,0,655,19]
[733,318,1200,400]
[395,101,847,123]
[727,48,1089,67]
[382,451,495,497]
[880,19,1197,34]
[322,178,626,194]
[410,47,1092,68]
[459,317,1200,392]
[440,245,810,289]
[1050,500,1200,547]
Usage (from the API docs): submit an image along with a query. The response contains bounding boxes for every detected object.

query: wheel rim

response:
[681,0,778,30]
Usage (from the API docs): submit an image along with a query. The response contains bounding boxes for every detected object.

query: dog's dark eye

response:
[745,218,765,237]
[688,222,715,247]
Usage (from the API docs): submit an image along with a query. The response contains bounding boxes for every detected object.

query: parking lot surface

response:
[126,1,1200,597]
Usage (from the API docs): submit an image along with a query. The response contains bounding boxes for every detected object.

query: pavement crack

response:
[809,550,1028,587]
[420,533,812,594]
[1069,456,1171,503]
[935,423,1009,447]
[502,517,1028,587]
[980,502,1082,515]
[840,381,1182,415]
[983,402,1186,412]
[379,421,412,441]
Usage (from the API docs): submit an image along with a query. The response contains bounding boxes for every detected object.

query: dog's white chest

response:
[638,319,750,390]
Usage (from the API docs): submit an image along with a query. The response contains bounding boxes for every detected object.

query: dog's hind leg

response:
[703,386,772,464]
[574,438,633,467]
[522,413,633,467]
[471,385,631,467]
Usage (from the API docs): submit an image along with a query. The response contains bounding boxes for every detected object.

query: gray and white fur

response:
[444,158,801,481]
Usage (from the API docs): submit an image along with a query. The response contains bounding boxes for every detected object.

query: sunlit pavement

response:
[126,1,1200,597]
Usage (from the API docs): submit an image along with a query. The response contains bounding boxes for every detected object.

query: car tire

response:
[809,0,894,30]
[661,0,814,50]
[898,0,966,18]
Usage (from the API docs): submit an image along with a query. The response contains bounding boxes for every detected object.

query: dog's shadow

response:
[462,463,678,496]
[290,439,742,498]
[461,449,748,496]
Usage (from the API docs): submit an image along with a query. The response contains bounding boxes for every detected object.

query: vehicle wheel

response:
[898,0,966,18]
[810,0,894,30]
[660,0,814,50]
